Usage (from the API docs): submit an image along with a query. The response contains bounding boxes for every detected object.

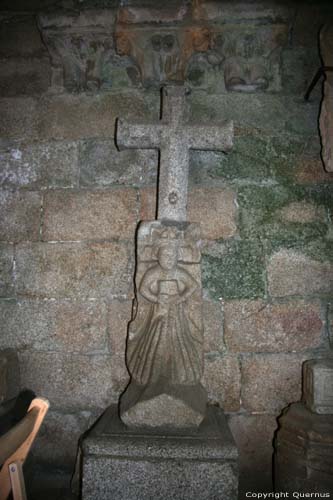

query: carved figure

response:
[127,228,203,386]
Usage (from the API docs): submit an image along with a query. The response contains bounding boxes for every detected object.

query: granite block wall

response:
[0,0,332,493]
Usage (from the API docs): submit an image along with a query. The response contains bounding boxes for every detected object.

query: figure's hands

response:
[158,293,179,305]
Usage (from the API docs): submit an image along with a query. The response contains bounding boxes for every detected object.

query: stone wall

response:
[0,0,332,493]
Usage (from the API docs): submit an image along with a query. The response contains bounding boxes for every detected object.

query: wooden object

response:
[0,397,50,500]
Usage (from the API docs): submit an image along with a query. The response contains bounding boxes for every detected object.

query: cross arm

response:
[187,121,234,152]
[116,119,163,151]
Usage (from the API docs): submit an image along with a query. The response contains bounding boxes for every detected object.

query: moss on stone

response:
[193,133,308,185]
[269,135,306,184]
[211,134,271,180]
[202,240,265,300]
[306,185,333,213]
[302,239,333,263]
[265,238,333,264]
[238,184,329,242]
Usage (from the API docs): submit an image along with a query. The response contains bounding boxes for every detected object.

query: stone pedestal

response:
[82,405,238,500]
[274,403,333,493]
[274,359,333,493]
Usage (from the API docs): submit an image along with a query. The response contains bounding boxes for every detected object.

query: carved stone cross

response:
[117,86,234,221]
[117,85,234,429]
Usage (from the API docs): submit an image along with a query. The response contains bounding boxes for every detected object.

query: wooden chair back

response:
[0,397,49,500]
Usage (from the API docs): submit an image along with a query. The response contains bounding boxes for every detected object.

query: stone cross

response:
[117,85,234,429]
[116,86,234,221]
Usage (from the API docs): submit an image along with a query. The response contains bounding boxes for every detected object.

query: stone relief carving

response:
[37,3,289,92]
[41,33,114,92]
[38,9,117,92]
[187,25,288,92]
[126,222,203,386]
[219,25,287,93]
[120,220,207,428]
[115,26,210,85]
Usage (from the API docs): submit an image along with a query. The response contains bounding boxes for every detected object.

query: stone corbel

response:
[38,9,116,92]
[38,1,290,93]
[115,23,211,86]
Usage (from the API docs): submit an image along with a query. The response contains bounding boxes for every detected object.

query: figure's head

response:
[158,243,178,270]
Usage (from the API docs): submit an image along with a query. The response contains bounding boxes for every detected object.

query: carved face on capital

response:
[158,243,178,271]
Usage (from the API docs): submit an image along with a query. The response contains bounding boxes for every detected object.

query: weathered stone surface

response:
[319,25,333,172]
[275,403,333,494]
[38,93,156,141]
[117,86,233,221]
[34,409,98,464]
[43,189,138,241]
[241,354,307,413]
[303,359,333,414]
[82,405,238,500]
[0,300,108,354]
[0,191,41,242]
[277,201,326,224]
[268,249,333,297]
[0,98,39,141]
[140,186,238,239]
[0,348,20,400]
[0,141,78,189]
[203,355,241,412]
[139,186,156,220]
[120,220,207,428]
[228,413,277,493]
[203,299,224,353]
[197,134,271,182]
[79,139,158,187]
[15,242,133,299]
[19,351,113,411]
[193,2,291,23]
[0,244,14,297]
[0,93,156,142]
[281,47,319,96]
[238,185,328,242]
[224,300,323,353]
[0,15,46,58]
[0,57,50,96]
[202,240,265,300]
[295,158,333,184]
[117,3,190,25]
[187,187,238,239]
[0,355,6,401]
[108,300,131,394]
[189,93,319,136]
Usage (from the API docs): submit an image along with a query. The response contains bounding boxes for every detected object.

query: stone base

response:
[82,405,239,500]
[120,380,207,429]
[274,403,333,493]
